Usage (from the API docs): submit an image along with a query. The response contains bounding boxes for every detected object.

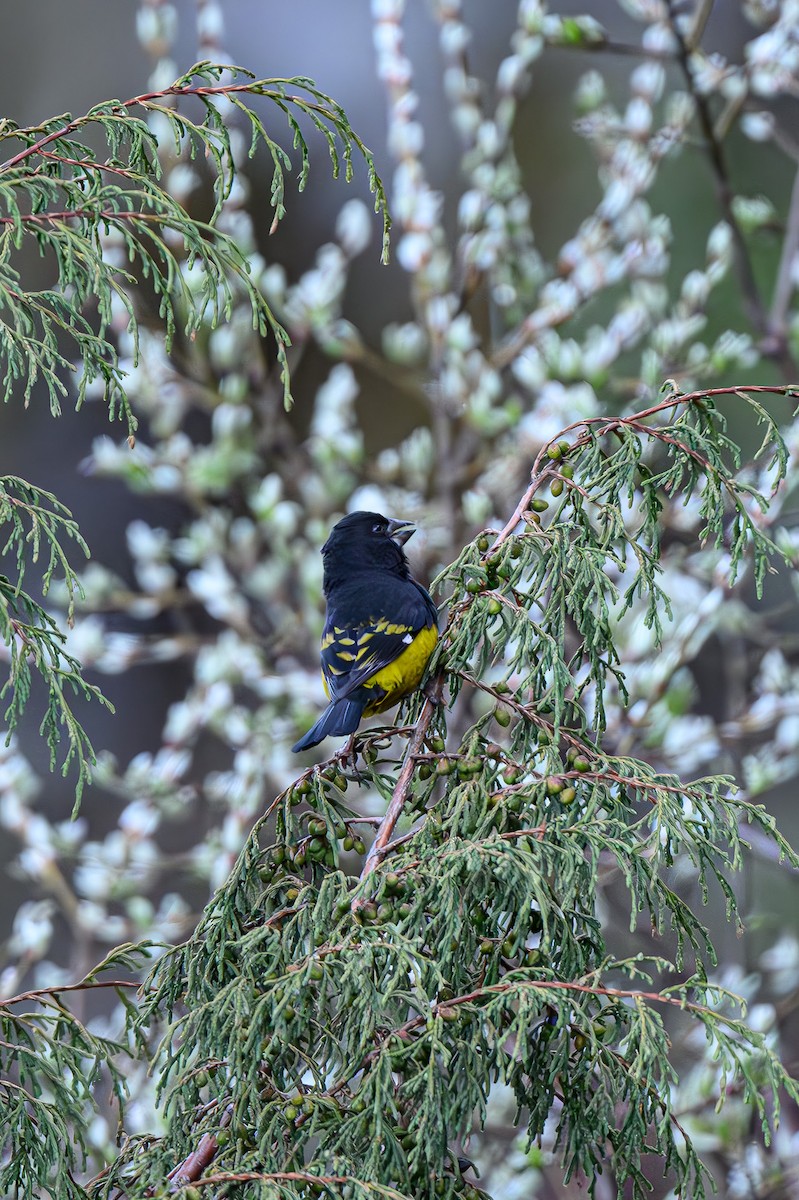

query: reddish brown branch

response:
[490,384,798,550]
[0,80,339,173]
[356,673,444,891]
[1,978,139,1007]
[0,208,177,226]
[169,1132,223,1189]
[168,1104,234,1189]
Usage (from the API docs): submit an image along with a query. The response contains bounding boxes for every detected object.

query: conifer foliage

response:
[100,383,799,1200]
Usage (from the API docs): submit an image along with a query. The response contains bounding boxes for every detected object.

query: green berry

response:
[458,756,481,777]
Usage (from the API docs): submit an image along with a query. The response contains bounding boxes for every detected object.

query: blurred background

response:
[2,1,799,1195]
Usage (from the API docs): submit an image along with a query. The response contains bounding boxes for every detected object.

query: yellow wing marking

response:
[374,618,414,636]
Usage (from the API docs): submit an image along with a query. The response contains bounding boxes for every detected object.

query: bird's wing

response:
[321,587,435,700]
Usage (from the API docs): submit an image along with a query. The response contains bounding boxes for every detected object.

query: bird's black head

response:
[321,511,416,589]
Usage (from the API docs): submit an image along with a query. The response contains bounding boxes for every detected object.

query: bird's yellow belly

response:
[363,624,438,715]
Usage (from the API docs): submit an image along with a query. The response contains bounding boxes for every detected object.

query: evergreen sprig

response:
[0,62,389,806]
[0,476,112,806]
[0,987,130,1200]
[84,385,799,1200]
[0,62,390,424]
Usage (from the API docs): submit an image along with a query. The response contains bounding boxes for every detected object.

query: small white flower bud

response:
[706,221,733,262]
[740,111,775,141]
[335,199,372,257]
[624,96,653,138]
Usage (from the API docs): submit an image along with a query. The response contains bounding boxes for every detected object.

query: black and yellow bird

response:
[292,511,438,753]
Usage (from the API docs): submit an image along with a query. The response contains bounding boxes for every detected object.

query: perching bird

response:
[292,511,438,753]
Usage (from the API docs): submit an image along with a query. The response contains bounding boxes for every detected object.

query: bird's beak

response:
[386,517,416,546]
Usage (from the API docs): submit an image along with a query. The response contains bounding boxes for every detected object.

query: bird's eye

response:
[372,521,385,533]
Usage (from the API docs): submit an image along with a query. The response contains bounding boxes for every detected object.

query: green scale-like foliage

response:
[0,954,143,1200]
[0,61,390,807]
[0,63,389,424]
[0,475,112,803]
[90,387,799,1200]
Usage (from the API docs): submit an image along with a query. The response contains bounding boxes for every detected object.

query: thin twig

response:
[684,0,715,50]
[1,978,139,1007]
[356,673,444,891]
[666,2,764,329]
[490,383,797,549]
[771,163,799,338]
[665,0,797,376]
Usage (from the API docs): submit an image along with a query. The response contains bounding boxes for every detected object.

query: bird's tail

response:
[291,696,365,753]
